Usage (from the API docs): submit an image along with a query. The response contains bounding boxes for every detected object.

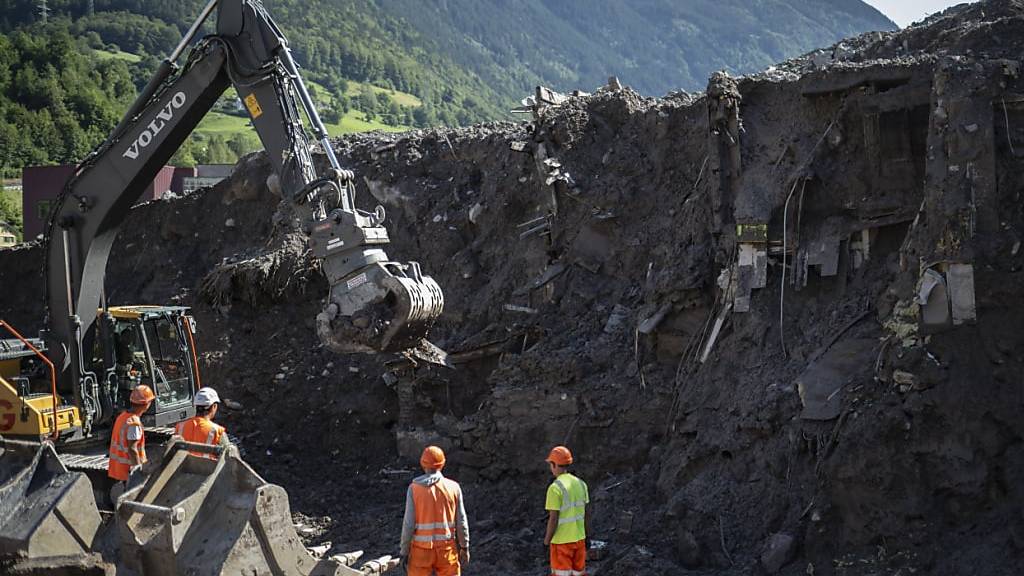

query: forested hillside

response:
[1,1,894,119]
[0,25,136,174]
[0,0,895,180]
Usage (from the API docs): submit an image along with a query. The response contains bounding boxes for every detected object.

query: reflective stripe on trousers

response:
[552,570,585,576]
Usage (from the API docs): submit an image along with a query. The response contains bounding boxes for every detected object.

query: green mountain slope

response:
[380,0,895,98]
[1,0,894,122]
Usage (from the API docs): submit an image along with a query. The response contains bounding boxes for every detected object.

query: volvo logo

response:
[122,91,188,160]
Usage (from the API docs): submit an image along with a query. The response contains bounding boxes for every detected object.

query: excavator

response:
[0,1,443,573]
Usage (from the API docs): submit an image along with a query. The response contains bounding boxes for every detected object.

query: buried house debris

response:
[3,1,1024,575]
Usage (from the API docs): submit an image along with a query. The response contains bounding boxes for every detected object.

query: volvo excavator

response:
[0,1,443,573]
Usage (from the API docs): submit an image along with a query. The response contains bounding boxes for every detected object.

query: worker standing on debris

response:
[400,445,470,576]
[174,387,229,458]
[107,385,156,500]
[544,445,590,576]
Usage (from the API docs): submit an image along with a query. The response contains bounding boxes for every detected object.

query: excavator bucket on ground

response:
[0,438,103,568]
[116,440,399,576]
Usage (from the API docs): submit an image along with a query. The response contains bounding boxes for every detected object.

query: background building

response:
[0,221,16,247]
[21,163,234,240]
[22,165,177,240]
[182,164,234,194]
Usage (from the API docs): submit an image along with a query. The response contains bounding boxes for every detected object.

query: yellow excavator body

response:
[0,375,81,437]
[0,341,82,439]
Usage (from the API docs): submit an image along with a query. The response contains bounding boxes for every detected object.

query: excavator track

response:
[58,428,243,472]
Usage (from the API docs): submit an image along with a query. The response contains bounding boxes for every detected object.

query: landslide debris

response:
[3,2,1024,574]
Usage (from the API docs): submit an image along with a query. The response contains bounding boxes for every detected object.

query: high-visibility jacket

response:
[545,473,589,544]
[410,477,461,549]
[174,416,226,460]
[108,411,146,481]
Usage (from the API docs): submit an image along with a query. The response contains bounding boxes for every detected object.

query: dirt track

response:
[3,1,1024,574]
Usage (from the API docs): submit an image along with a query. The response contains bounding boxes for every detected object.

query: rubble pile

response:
[3,1,1024,574]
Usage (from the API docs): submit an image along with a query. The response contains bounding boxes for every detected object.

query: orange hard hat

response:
[130,385,156,405]
[420,445,446,470]
[546,445,573,466]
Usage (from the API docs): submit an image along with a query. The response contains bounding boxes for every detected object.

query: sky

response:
[864,0,979,27]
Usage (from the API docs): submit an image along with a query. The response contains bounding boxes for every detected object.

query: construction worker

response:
[400,446,470,576]
[544,445,590,576]
[174,386,229,458]
[108,384,156,502]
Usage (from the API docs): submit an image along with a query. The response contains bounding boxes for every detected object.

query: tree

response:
[170,137,199,167]
[356,85,378,119]
[321,102,342,125]
[226,131,259,158]
[0,185,23,240]
[205,134,234,164]
[386,100,402,126]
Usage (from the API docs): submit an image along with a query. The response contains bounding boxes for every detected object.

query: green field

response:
[91,49,411,142]
[343,80,422,108]
[196,112,251,135]
[306,79,422,109]
[92,47,142,63]
[195,109,405,138]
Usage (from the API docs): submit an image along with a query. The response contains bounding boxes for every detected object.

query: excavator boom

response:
[41,0,443,434]
[3,1,435,573]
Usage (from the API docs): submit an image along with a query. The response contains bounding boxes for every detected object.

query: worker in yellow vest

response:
[400,446,470,576]
[108,384,156,502]
[544,445,590,576]
[174,387,228,458]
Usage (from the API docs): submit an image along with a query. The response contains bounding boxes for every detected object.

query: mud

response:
[3,1,1024,574]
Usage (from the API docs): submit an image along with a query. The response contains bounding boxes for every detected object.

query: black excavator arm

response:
[41,0,443,433]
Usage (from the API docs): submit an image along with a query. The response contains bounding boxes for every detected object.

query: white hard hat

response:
[194,387,221,407]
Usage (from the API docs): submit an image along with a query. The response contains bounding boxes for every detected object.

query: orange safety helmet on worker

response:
[174,387,227,459]
[400,446,470,576]
[107,385,155,482]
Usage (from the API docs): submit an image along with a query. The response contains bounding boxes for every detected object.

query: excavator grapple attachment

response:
[0,438,102,564]
[311,206,444,354]
[116,440,396,576]
[317,261,444,354]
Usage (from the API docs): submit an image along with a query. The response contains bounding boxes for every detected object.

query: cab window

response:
[143,316,191,407]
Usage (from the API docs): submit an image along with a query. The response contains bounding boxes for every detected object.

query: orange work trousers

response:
[550,540,587,576]
[408,545,460,576]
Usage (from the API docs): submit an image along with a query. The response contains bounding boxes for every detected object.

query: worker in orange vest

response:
[544,445,590,576]
[400,446,470,576]
[108,384,156,502]
[174,387,228,458]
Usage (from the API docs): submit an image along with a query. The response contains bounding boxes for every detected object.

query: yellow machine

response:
[0,305,201,442]
[0,323,82,439]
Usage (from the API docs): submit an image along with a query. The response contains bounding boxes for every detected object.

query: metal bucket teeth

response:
[317,262,444,354]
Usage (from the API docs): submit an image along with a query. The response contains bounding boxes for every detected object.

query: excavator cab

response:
[94,306,198,428]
